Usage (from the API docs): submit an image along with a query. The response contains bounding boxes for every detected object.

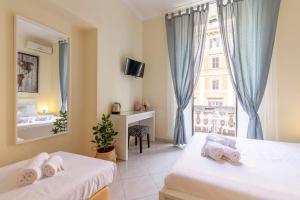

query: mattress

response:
[0,151,116,200]
[165,133,300,200]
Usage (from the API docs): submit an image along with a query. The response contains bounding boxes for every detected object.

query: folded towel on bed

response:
[42,155,64,177]
[17,152,50,186]
[206,133,236,148]
[222,145,241,163]
[201,141,224,161]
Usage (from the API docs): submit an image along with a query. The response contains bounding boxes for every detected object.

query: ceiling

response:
[122,0,209,21]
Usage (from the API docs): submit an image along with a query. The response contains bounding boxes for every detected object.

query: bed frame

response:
[159,187,204,200]
[89,186,110,200]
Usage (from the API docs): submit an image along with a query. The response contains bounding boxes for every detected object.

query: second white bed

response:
[0,151,116,200]
[162,133,300,200]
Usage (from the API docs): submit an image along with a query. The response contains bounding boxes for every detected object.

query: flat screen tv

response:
[124,58,145,78]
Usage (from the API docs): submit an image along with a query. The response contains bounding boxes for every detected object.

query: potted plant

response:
[52,111,68,134]
[91,114,118,162]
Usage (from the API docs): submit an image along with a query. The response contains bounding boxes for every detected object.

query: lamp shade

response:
[40,105,49,113]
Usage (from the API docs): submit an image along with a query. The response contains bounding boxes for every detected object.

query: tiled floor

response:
[109,141,183,200]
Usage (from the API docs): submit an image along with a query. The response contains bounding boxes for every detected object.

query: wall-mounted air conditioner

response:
[26,41,53,54]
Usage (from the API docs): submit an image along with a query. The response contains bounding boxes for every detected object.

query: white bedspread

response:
[165,133,300,200]
[0,151,116,200]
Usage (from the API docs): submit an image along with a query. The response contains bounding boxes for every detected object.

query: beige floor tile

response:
[151,172,167,190]
[136,193,159,200]
[113,142,182,200]
[122,175,158,200]
[110,181,125,200]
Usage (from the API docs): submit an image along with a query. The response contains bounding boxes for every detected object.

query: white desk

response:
[111,111,155,160]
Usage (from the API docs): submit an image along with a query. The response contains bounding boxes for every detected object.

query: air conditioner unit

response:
[26,41,53,54]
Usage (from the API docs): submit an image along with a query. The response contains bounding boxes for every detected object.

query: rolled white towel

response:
[222,145,241,163]
[17,152,50,186]
[201,141,224,161]
[206,133,236,148]
[42,155,64,177]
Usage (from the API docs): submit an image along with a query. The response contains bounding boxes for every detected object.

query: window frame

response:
[211,56,220,68]
[207,100,223,107]
[211,79,220,90]
[209,37,220,49]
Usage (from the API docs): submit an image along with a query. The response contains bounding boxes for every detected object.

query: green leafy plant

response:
[52,111,68,134]
[91,114,118,153]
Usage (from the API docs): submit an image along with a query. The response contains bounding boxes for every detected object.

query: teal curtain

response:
[217,0,281,139]
[59,41,69,112]
[165,4,209,145]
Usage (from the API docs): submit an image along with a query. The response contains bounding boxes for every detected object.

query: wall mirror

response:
[15,16,70,144]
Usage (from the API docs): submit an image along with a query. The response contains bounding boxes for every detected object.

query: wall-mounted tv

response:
[124,58,145,78]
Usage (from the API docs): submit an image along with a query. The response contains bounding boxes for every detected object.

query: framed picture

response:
[17,52,39,93]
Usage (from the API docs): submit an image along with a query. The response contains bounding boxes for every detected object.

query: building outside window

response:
[193,3,236,137]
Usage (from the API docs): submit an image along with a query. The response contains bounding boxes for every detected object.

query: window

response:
[212,80,219,90]
[193,2,236,136]
[209,18,217,24]
[212,57,220,68]
[208,99,223,107]
[209,37,220,48]
[208,18,218,29]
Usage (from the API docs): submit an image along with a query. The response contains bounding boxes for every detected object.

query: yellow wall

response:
[142,17,175,140]
[48,0,144,155]
[276,0,300,142]
[16,35,60,114]
[0,0,142,166]
[142,0,300,142]
[0,0,86,166]
[81,29,98,157]
[49,0,144,115]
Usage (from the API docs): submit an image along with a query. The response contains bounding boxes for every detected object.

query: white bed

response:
[0,151,116,200]
[17,115,59,129]
[17,115,60,141]
[16,99,60,141]
[160,133,300,200]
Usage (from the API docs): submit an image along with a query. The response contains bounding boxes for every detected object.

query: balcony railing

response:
[193,105,236,136]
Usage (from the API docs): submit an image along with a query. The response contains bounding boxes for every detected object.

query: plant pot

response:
[95,146,117,163]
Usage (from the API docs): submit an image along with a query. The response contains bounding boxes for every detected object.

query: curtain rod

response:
[165,0,215,15]
[165,0,243,16]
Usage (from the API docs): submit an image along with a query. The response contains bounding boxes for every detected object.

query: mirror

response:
[15,16,69,144]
